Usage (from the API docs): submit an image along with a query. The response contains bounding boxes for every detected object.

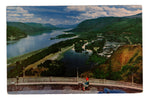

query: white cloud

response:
[7,6,142,25]
[7,6,43,23]
[80,11,108,18]
[23,14,34,17]
[66,6,103,12]
[103,6,142,17]
[121,5,142,10]
[7,14,20,17]
[66,5,142,23]
[7,7,28,14]
[7,6,18,10]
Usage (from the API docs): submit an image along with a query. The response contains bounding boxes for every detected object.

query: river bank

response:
[7,47,48,65]
[7,29,73,59]
[24,45,74,72]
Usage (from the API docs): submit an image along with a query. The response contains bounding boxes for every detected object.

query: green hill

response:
[69,17,126,32]
[76,13,142,83]
[69,13,142,44]
[7,22,57,35]
[7,26,27,40]
[7,22,58,40]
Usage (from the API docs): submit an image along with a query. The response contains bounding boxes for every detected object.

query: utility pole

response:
[23,67,25,83]
[23,67,25,77]
[77,67,78,82]
[16,76,19,91]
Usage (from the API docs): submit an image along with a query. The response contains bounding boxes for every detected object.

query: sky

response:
[7,5,142,25]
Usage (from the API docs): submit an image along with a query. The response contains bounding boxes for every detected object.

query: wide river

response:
[7,29,72,59]
[7,29,93,76]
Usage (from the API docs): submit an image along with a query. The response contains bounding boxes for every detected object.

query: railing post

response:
[103,79,105,84]
[132,74,134,86]
[49,77,51,82]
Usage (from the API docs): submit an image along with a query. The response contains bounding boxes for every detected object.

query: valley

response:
[7,13,142,84]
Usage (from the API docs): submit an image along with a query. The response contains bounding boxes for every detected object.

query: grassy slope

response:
[110,45,142,72]
[81,44,142,83]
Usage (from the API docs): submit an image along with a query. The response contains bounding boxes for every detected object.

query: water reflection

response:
[7,29,70,59]
[61,49,93,76]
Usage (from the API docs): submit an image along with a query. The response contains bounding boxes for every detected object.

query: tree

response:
[121,64,139,84]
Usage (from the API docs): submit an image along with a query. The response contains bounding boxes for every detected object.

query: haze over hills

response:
[55,24,78,29]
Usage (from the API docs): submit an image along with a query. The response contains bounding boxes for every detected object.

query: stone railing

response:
[7,77,142,90]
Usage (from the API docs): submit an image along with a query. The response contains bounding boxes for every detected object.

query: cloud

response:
[23,14,34,17]
[7,7,28,14]
[80,11,108,18]
[66,5,142,23]
[7,14,20,17]
[103,6,142,17]
[7,6,142,25]
[66,6,103,12]
[119,5,142,10]
[7,6,42,23]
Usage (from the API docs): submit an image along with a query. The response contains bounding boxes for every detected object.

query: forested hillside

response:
[7,22,58,40]
[75,13,142,83]
[7,26,27,40]
[69,13,142,44]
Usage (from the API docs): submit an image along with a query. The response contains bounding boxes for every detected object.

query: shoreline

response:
[7,47,49,65]
[7,36,78,65]
[24,45,74,71]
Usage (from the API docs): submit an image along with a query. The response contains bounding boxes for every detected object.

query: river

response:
[7,29,93,76]
[61,49,93,76]
[7,29,72,59]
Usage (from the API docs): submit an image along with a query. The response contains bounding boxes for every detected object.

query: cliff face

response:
[103,44,142,83]
[110,45,142,72]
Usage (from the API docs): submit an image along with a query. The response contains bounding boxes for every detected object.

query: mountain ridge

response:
[68,13,142,44]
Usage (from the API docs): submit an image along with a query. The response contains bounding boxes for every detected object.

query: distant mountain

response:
[43,23,58,28]
[55,24,78,29]
[25,23,57,30]
[7,22,59,40]
[69,13,142,44]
